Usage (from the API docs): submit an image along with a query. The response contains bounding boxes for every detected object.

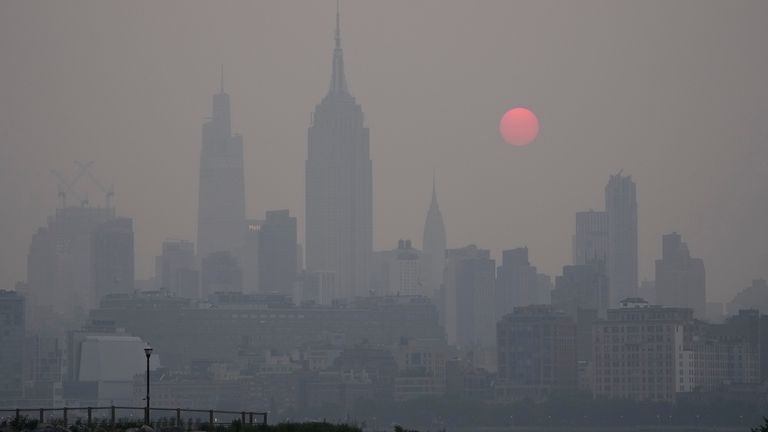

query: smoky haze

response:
[1,0,767,304]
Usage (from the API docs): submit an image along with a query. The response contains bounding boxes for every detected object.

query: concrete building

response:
[655,232,706,318]
[443,246,496,349]
[605,172,638,305]
[305,8,372,300]
[0,290,25,405]
[197,73,246,260]
[422,178,446,300]
[572,210,607,265]
[496,305,577,401]
[258,210,297,295]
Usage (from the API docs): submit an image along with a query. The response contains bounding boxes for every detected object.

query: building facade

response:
[197,76,246,260]
[496,305,577,401]
[305,9,372,300]
[605,172,638,305]
[572,210,607,265]
[655,232,706,318]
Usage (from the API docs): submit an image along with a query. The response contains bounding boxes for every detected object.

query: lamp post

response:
[144,346,153,425]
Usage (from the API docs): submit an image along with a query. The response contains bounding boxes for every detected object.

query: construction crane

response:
[74,160,114,208]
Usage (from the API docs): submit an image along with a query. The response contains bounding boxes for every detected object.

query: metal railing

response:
[0,406,268,428]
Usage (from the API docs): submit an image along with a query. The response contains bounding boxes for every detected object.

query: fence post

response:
[240,411,245,426]
[176,408,181,427]
[111,406,115,425]
[248,412,253,425]
[87,407,92,428]
[63,408,68,427]
[263,412,268,426]
[39,408,44,423]
[15,409,19,423]
[209,410,214,426]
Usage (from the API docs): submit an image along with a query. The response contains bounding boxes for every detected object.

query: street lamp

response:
[144,346,153,426]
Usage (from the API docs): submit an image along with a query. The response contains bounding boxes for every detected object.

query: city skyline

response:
[1,1,768,304]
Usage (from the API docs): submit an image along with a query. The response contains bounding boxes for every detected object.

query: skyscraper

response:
[495,247,538,320]
[27,206,117,327]
[258,210,298,295]
[605,172,638,305]
[443,245,496,348]
[305,7,372,300]
[422,178,446,299]
[655,232,706,318]
[155,240,198,298]
[197,73,246,260]
[572,210,607,265]
[0,290,25,403]
[91,217,134,301]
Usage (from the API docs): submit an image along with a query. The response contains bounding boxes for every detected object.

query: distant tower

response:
[422,177,446,299]
[305,5,372,300]
[197,70,246,260]
[605,172,638,305]
[572,210,607,265]
[655,232,706,318]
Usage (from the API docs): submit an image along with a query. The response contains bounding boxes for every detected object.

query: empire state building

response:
[305,7,372,300]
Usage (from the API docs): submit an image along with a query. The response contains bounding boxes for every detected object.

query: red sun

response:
[499,107,539,146]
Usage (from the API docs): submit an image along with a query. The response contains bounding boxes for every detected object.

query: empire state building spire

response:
[329,1,348,95]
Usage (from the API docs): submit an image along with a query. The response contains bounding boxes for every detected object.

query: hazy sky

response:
[1,1,766,303]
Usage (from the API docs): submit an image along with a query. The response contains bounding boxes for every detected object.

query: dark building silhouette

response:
[91,217,134,301]
[197,73,246,260]
[655,232,706,318]
[551,261,608,361]
[201,251,242,298]
[258,210,297,295]
[727,279,768,316]
[496,247,538,320]
[572,210,607,265]
[0,290,25,404]
[26,206,122,330]
[305,7,372,300]
[155,240,198,299]
[443,245,495,349]
[605,172,638,306]
[496,305,577,401]
[422,178,446,299]
[552,261,609,319]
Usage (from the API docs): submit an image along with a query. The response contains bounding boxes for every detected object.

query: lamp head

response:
[144,346,153,357]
